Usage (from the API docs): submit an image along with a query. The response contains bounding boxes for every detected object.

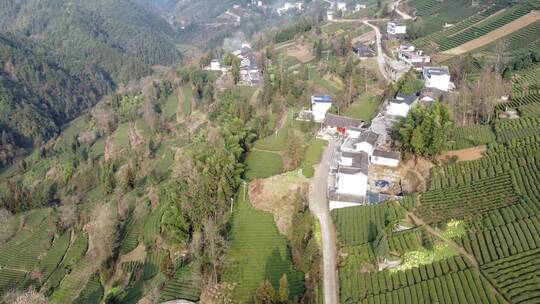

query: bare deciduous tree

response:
[59,200,78,230]
[87,204,118,262]
[0,208,16,245]
[3,287,47,304]
[91,104,117,135]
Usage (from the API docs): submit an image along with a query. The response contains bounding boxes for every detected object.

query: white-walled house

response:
[354,131,379,156]
[327,11,334,21]
[336,152,369,197]
[355,4,366,11]
[337,2,347,11]
[423,66,452,92]
[398,50,431,67]
[387,93,418,117]
[387,21,407,36]
[311,95,333,122]
[210,59,221,71]
[371,150,400,167]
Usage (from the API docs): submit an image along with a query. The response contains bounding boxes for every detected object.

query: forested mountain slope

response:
[0,0,182,166]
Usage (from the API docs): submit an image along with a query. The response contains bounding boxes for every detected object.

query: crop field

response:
[448,125,496,150]
[438,4,532,51]
[482,248,540,304]
[119,216,141,254]
[332,203,406,246]
[73,273,103,304]
[490,20,540,54]
[223,184,304,303]
[418,173,520,224]
[50,257,94,303]
[245,151,284,180]
[254,111,293,152]
[494,116,540,143]
[159,265,200,302]
[511,65,540,111]
[340,255,505,303]
[39,232,71,282]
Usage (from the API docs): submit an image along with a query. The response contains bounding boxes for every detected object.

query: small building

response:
[423,66,452,92]
[210,59,221,71]
[420,87,446,103]
[398,50,431,67]
[387,21,407,36]
[323,114,364,134]
[387,93,418,117]
[311,95,333,122]
[337,2,347,11]
[355,131,379,156]
[327,11,334,21]
[355,4,366,11]
[399,44,415,52]
[371,149,400,167]
[277,2,303,15]
[352,44,375,59]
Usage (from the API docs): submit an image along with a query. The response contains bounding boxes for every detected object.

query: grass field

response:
[114,123,130,149]
[223,184,304,303]
[245,151,284,180]
[254,111,294,152]
[163,93,179,121]
[182,85,193,116]
[301,139,328,178]
[345,95,380,122]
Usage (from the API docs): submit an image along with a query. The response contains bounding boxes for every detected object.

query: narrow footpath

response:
[309,139,339,304]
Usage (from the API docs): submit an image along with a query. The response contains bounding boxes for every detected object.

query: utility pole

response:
[230,197,234,213]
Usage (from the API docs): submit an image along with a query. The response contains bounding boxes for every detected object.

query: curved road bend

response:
[309,139,339,304]
[363,21,392,83]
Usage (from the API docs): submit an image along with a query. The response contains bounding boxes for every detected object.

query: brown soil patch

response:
[104,136,118,162]
[286,44,315,63]
[438,145,487,162]
[400,158,435,193]
[248,172,309,236]
[45,167,59,180]
[119,243,146,264]
[352,31,376,44]
[442,11,540,56]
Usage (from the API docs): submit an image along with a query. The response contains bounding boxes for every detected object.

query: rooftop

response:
[392,92,418,105]
[373,149,400,160]
[341,151,369,175]
[324,114,364,129]
[423,66,450,77]
[312,95,333,103]
[358,130,379,145]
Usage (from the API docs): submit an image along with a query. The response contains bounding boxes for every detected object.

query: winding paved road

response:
[309,139,339,304]
[393,0,413,20]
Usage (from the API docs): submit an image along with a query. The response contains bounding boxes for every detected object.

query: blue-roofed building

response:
[311,95,333,122]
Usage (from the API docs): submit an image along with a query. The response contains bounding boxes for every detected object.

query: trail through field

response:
[363,21,391,83]
[408,208,511,303]
[309,139,339,304]
[394,0,413,20]
[442,10,540,56]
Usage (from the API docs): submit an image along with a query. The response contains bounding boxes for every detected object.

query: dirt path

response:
[442,10,540,56]
[407,209,510,303]
[438,145,487,162]
[363,21,391,83]
[394,0,413,20]
[309,139,339,304]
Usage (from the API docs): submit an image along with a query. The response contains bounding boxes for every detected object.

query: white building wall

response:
[372,156,399,167]
[336,172,368,197]
[355,142,374,156]
[312,102,332,122]
[387,103,410,117]
[330,201,363,210]
[425,74,451,92]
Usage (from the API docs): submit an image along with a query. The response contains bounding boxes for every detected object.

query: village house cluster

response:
[206,43,261,86]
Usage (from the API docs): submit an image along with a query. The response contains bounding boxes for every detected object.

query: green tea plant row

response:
[471,196,540,231]
[50,257,94,304]
[460,214,540,265]
[389,230,421,255]
[120,216,141,254]
[143,250,166,280]
[41,233,89,295]
[340,256,470,302]
[39,232,71,284]
[482,247,540,304]
[357,268,504,304]
[448,125,496,150]
[0,220,54,271]
[414,16,483,48]
[159,266,201,302]
[494,116,540,143]
[513,65,540,99]
[332,203,405,246]
[408,0,436,16]
[122,261,143,284]
[418,174,520,223]
[499,21,540,55]
[438,5,531,51]
[73,273,103,304]
[518,102,540,117]
[0,268,26,294]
